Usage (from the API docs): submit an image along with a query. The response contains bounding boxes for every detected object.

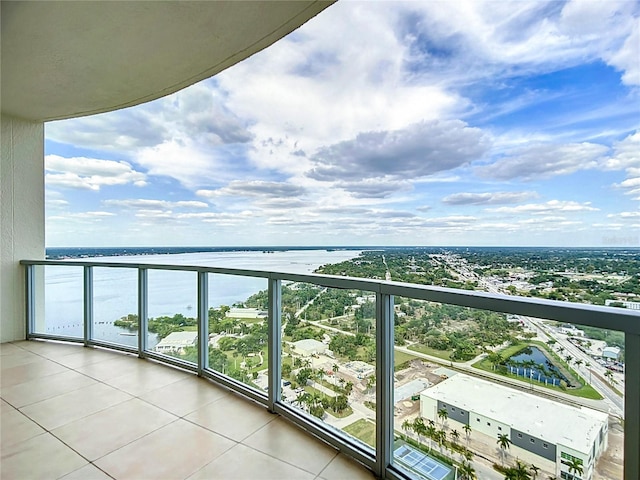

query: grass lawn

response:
[343,418,376,448]
[407,344,455,362]
[472,342,603,400]
[394,350,420,368]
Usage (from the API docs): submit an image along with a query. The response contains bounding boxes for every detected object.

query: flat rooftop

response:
[421,373,608,454]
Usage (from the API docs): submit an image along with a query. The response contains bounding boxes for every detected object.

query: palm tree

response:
[436,429,447,453]
[459,460,476,480]
[604,369,615,385]
[530,464,540,479]
[426,423,437,452]
[574,359,583,368]
[401,419,412,441]
[497,433,511,466]
[567,458,584,479]
[557,345,565,354]
[437,408,449,428]
[463,423,472,445]
[564,354,572,365]
[450,429,460,445]
[413,417,426,446]
[512,460,532,479]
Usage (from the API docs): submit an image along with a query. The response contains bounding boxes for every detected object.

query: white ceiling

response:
[1,1,333,122]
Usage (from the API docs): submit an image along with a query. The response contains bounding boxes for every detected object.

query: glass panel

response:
[282,282,377,451]
[206,274,268,393]
[34,265,83,338]
[93,267,138,348]
[391,297,623,480]
[147,269,197,365]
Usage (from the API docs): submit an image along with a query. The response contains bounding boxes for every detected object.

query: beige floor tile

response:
[52,348,127,369]
[0,433,87,479]
[0,407,46,449]
[186,393,276,441]
[1,369,96,408]
[0,358,70,388]
[0,343,27,355]
[318,453,377,480]
[95,419,236,480]
[140,376,229,417]
[188,443,316,480]
[0,350,42,370]
[102,362,192,396]
[75,355,148,381]
[52,398,177,461]
[20,382,132,431]
[18,340,85,358]
[59,464,113,480]
[243,418,338,475]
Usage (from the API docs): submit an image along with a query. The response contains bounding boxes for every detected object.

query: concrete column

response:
[1,114,44,343]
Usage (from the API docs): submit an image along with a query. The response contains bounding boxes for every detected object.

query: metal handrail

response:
[20,259,640,480]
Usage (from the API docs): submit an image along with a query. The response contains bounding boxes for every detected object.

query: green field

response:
[343,418,376,448]
[394,350,420,368]
[407,344,455,362]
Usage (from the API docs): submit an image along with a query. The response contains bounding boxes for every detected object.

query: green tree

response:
[463,423,472,445]
[567,457,584,479]
[437,408,449,428]
[497,433,511,466]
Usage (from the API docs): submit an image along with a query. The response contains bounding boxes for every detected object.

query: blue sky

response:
[44,1,640,247]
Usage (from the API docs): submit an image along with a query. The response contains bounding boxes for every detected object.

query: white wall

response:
[1,114,44,342]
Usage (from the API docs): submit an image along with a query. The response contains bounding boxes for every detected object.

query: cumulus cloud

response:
[307,120,488,182]
[45,155,147,190]
[489,200,599,214]
[335,179,412,199]
[477,143,608,181]
[197,181,307,199]
[442,191,537,206]
[104,199,208,210]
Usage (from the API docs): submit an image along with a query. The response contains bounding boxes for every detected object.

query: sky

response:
[45,0,640,248]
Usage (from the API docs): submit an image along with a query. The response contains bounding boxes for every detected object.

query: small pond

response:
[506,346,571,387]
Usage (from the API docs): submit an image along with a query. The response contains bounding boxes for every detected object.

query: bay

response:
[39,249,360,347]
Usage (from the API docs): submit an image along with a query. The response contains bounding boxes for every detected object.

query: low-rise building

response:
[420,374,608,480]
[225,308,267,320]
[292,338,327,356]
[154,331,198,355]
[602,346,621,361]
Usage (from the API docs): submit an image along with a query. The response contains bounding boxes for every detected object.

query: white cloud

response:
[307,120,488,182]
[442,191,537,206]
[604,131,640,171]
[489,200,599,214]
[197,181,307,199]
[45,155,147,190]
[478,143,608,180]
[104,199,208,210]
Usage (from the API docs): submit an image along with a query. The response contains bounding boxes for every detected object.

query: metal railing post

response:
[625,332,639,480]
[197,271,209,376]
[138,268,148,357]
[376,291,394,478]
[268,277,282,413]
[25,264,35,338]
[83,266,93,346]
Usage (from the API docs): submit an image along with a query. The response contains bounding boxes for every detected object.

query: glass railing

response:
[21,259,640,480]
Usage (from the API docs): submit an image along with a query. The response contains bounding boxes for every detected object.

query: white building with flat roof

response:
[420,374,608,480]
[292,338,327,356]
[154,331,198,355]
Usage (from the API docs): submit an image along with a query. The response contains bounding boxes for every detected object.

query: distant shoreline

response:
[46,245,640,260]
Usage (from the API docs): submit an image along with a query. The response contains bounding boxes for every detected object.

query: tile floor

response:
[1,340,377,480]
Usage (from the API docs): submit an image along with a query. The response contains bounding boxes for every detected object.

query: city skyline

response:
[45,1,639,247]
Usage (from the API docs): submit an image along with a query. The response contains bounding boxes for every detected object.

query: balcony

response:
[7,259,640,480]
[1,340,373,480]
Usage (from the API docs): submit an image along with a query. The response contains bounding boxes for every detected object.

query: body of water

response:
[506,346,570,387]
[38,249,361,348]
